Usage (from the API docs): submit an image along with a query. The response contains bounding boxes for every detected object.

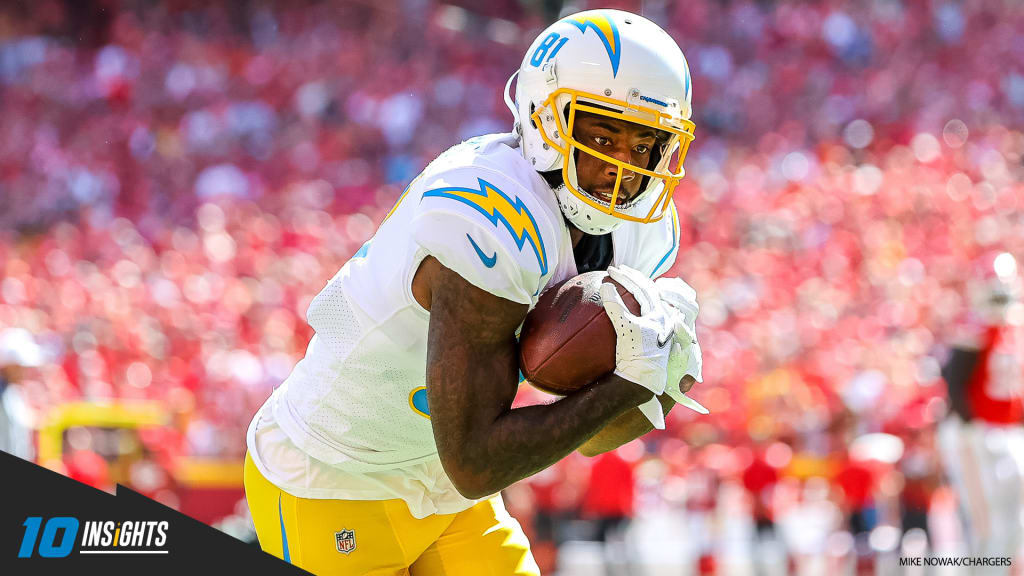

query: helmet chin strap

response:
[553,177,625,236]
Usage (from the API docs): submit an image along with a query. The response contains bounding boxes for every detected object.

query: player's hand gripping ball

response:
[518,271,640,395]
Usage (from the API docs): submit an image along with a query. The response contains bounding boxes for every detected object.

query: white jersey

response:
[247,133,680,518]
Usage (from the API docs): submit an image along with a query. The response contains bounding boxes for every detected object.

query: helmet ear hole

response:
[529,103,537,129]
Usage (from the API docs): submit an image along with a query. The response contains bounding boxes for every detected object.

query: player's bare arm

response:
[417,256,655,499]
[578,376,696,456]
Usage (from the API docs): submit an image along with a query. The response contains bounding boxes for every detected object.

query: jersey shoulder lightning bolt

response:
[405,134,565,306]
[422,178,548,276]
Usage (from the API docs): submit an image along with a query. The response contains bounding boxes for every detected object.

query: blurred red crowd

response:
[0,0,1021,464]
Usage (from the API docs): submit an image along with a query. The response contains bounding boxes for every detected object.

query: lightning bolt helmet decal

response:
[568,12,622,77]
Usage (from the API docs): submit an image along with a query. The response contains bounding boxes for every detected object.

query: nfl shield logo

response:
[335,529,356,554]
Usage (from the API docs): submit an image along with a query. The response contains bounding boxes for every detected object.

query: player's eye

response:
[634,144,650,154]
[594,136,611,146]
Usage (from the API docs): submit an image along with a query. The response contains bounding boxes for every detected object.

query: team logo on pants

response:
[335,529,356,554]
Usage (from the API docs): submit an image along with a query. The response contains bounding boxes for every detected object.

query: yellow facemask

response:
[531,88,696,223]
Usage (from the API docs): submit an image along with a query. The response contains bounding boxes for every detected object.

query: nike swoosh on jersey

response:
[466,234,497,268]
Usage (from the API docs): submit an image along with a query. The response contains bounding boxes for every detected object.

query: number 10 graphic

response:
[18,517,79,558]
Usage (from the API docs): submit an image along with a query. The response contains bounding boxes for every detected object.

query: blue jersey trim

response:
[651,204,679,278]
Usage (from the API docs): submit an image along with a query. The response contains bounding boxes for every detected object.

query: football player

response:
[244,10,706,575]
[937,251,1024,572]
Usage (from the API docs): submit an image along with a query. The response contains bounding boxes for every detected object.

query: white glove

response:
[600,266,675,429]
[656,277,709,415]
[656,277,698,336]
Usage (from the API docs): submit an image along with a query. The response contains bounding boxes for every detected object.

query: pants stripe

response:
[279,494,291,564]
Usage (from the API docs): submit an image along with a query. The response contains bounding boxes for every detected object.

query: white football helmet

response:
[507,9,695,235]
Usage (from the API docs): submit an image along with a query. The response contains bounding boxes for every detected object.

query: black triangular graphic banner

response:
[0,451,308,575]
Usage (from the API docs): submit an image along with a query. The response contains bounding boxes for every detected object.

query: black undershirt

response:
[573,228,614,273]
[541,170,615,273]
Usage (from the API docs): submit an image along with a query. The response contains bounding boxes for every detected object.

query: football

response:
[518,271,641,395]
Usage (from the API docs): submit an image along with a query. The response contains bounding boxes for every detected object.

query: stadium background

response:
[0,0,1021,573]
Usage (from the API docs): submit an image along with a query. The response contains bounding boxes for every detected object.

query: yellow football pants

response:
[244,453,540,575]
